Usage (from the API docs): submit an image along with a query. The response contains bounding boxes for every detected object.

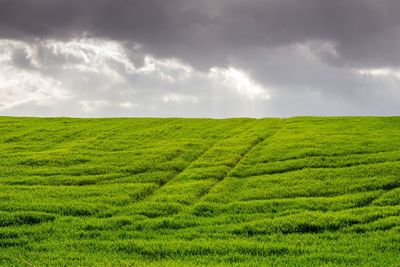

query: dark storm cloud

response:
[1,0,400,68]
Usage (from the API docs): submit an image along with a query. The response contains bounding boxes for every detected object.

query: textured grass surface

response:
[0,116,399,266]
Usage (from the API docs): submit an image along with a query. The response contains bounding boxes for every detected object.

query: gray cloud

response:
[1,0,400,68]
[0,1,400,117]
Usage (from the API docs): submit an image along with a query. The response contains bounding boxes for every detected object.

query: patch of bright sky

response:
[209,67,271,100]
[358,68,400,79]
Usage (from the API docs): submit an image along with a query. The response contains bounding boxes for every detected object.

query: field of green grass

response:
[0,116,399,266]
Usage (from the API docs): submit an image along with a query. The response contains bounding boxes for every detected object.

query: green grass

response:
[0,116,399,266]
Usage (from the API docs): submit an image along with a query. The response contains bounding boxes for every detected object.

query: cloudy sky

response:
[1,0,400,117]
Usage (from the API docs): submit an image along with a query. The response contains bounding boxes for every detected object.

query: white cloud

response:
[0,77,68,110]
[0,39,40,67]
[162,94,199,104]
[79,100,110,113]
[0,66,70,111]
[43,38,133,83]
[119,102,136,109]
[136,56,193,82]
[358,68,400,79]
[209,67,271,100]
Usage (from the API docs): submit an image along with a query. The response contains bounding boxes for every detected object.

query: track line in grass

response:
[191,120,287,204]
[131,122,255,203]
[133,120,280,208]
[234,189,383,203]
[249,149,400,165]
[230,159,400,179]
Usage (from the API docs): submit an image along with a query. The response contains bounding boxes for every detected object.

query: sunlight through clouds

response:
[0,38,273,116]
[209,67,271,100]
[358,68,400,79]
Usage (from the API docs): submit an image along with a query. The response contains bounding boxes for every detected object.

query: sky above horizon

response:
[1,0,400,118]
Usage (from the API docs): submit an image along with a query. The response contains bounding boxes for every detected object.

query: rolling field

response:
[0,116,399,266]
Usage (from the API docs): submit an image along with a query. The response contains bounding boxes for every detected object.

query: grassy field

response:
[0,116,399,266]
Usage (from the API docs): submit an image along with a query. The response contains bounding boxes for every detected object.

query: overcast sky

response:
[1,0,400,117]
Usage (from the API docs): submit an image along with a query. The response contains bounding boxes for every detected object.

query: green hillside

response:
[0,117,399,266]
